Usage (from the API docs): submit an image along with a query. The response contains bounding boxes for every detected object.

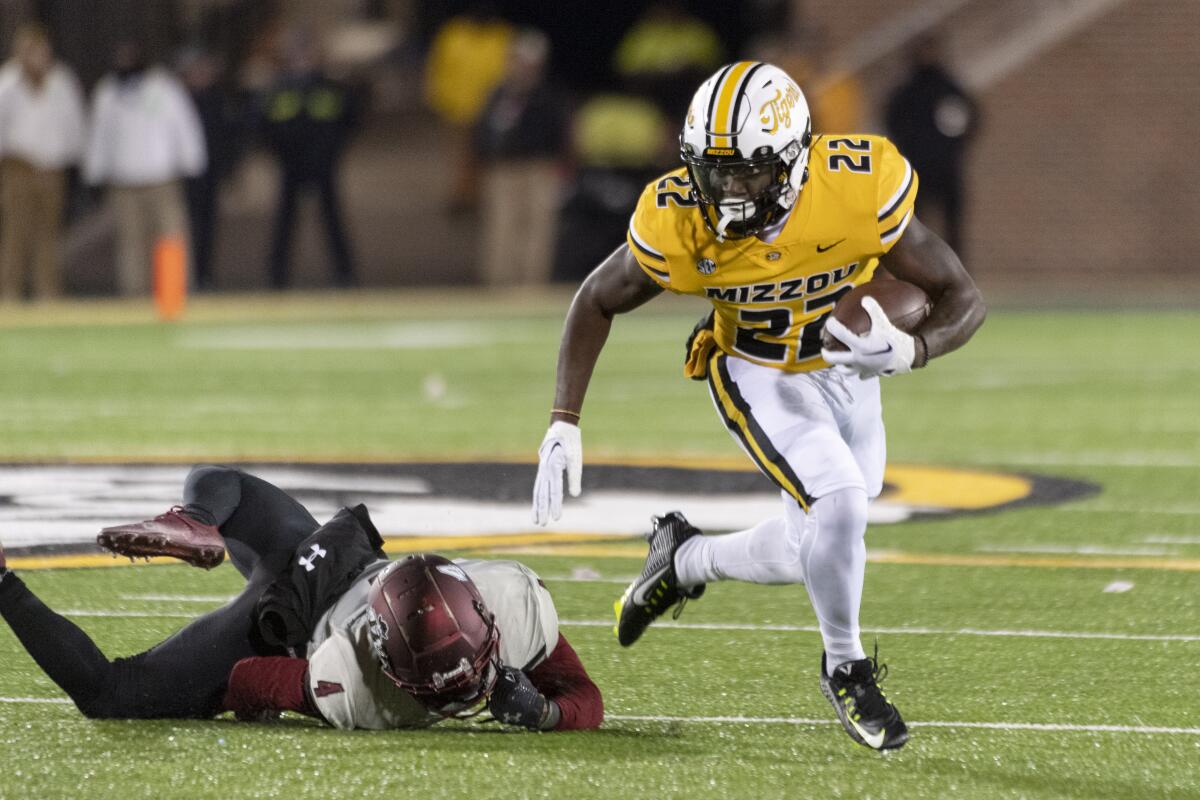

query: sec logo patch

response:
[696,258,717,275]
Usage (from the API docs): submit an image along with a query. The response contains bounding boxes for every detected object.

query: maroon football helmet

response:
[366,554,501,717]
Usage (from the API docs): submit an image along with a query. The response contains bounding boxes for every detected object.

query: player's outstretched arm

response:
[551,243,665,422]
[533,245,663,525]
[878,215,986,364]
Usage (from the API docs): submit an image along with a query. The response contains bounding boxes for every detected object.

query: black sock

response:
[182,465,243,527]
[181,504,218,527]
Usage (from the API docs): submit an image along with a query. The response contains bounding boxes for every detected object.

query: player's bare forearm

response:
[879,215,986,362]
[551,244,663,423]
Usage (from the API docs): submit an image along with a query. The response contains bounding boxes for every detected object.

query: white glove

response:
[532,421,582,526]
[821,296,916,378]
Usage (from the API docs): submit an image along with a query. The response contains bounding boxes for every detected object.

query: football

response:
[820,278,931,351]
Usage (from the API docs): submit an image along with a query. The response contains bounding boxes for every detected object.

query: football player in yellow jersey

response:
[531,62,985,751]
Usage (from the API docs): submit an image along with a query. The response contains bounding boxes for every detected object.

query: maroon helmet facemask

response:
[366,554,501,717]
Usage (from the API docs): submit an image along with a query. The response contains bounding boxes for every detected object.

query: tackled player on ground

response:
[0,466,603,731]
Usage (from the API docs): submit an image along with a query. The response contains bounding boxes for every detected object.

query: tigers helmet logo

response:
[696,258,717,275]
[759,82,802,135]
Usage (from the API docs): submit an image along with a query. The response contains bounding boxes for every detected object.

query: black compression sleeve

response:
[0,573,112,707]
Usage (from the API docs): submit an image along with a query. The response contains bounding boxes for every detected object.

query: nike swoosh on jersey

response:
[848,717,888,749]
[816,238,846,253]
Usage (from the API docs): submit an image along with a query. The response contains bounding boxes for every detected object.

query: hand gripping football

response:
[821,278,931,351]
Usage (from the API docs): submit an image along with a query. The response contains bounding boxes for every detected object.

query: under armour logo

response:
[502,712,523,725]
[298,543,327,572]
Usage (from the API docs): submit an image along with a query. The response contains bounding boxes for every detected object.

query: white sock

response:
[789,487,869,674]
[674,515,804,587]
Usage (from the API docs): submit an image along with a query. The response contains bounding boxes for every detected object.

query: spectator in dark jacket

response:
[261,30,360,289]
[885,34,980,260]
[180,47,246,291]
[474,29,569,286]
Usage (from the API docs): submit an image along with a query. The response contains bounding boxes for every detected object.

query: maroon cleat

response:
[97,507,225,569]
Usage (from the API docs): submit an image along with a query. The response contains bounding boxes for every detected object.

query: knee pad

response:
[813,487,869,541]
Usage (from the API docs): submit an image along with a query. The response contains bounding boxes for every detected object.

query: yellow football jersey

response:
[627,134,918,372]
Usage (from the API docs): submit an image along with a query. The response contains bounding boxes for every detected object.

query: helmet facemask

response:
[682,130,811,241]
[381,622,502,719]
[678,63,814,241]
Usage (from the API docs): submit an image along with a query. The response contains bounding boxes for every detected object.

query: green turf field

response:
[1,293,1198,799]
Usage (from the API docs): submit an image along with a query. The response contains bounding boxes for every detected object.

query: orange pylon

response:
[153,236,187,321]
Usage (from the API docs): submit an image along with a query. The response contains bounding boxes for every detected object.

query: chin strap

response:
[713,210,733,242]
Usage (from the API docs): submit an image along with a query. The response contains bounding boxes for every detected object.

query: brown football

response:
[820,279,931,351]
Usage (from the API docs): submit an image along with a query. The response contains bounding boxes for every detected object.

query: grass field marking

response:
[39,602,1200,642]
[0,699,1196,735]
[16,547,1200,573]
[974,544,1177,557]
[976,452,1200,468]
[558,620,1200,642]
[6,554,183,570]
[1144,535,1200,544]
[0,697,71,705]
[485,544,1200,572]
[867,550,1200,572]
[119,594,240,602]
[60,609,195,619]
[174,322,495,351]
[1064,504,1200,517]
[605,715,1200,736]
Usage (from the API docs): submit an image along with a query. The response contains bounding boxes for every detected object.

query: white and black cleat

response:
[819,649,909,751]
[613,511,705,647]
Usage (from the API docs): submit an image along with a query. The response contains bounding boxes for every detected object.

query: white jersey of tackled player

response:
[305,558,559,730]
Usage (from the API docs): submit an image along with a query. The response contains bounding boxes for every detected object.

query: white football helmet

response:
[680,61,812,240]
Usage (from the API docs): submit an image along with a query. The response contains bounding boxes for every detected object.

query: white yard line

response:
[543,576,632,584]
[119,594,236,602]
[1063,505,1200,517]
[0,699,1191,735]
[975,544,1176,557]
[116,578,638,604]
[103,592,1200,643]
[62,609,195,619]
[974,453,1199,469]
[606,714,1200,736]
[0,697,71,704]
[559,620,1200,642]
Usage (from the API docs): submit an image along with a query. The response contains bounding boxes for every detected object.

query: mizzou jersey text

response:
[627,134,918,372]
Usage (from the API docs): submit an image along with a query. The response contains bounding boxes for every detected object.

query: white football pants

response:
[674,353,885,669]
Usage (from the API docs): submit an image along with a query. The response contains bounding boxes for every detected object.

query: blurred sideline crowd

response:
[0,1,977,303]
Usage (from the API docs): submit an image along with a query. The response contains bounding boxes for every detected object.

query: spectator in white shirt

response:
[0,24,86,301]
[84,40,206,296]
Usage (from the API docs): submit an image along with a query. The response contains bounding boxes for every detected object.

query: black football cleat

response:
[614,511,705,647]
[819,647,909,751]
[97,507,225,569]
